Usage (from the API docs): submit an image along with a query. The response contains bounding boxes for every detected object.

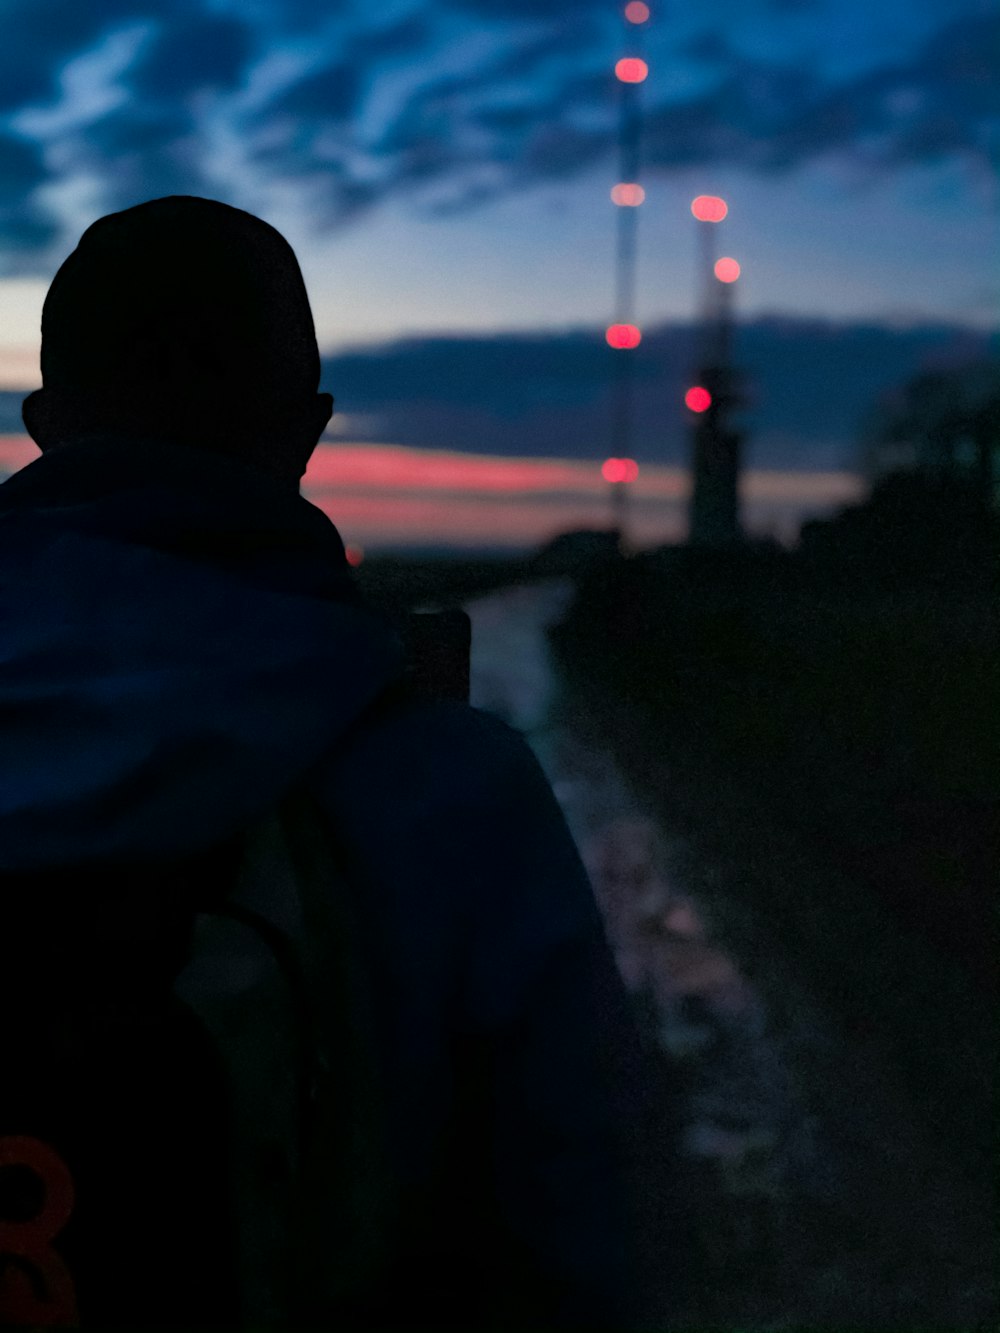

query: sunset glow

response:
[0,436,862,552]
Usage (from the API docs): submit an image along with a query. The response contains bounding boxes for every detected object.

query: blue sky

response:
[0,0,995,374]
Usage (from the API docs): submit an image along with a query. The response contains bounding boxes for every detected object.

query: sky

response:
[0,0,995,548]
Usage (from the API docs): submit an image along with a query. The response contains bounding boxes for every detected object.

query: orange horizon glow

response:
[0,435,863,551]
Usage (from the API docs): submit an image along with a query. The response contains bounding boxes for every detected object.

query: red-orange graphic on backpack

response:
[0,1136,79,1327]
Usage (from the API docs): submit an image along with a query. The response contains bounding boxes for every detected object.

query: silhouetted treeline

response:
[547,475,997,1200]
[554,471,998,991]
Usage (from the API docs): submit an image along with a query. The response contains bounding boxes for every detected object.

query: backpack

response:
[0,608,470,1330]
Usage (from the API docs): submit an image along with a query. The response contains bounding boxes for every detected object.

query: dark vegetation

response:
[548,469,997,1327]
[551,471,997,1083]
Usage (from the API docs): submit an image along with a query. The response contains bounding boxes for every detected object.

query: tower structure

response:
[687,196,745,546]
[604,2,650,541]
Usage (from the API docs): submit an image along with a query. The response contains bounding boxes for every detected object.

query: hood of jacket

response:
[0,435,404,871]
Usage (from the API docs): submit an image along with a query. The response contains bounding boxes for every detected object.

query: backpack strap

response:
[174,790,394,1329]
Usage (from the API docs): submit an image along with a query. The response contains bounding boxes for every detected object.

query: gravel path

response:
[465,580,827,1329]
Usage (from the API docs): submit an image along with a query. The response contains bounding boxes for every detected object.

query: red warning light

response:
[611,182,645,206]
[625,1,650,22]
[685,386,712,412]
[602,458,640,483]
[691,195,728,222]
[714,256,741,282]
[345,544,365,567]
[606,323,641,349]
[615,57,648,83]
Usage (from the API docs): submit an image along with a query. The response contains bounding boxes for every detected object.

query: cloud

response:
[242,5,998,220]
[321,316,992,469]
[127,14,253,99]
[0,132,60,269]
[0,0,993,262]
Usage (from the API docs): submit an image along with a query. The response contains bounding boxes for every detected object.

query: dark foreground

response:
[359,535,997,1329]
[548,542,996,1330]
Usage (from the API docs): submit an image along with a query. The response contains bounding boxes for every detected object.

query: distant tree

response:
[799,362,1000,589]
[861,360,1000,504]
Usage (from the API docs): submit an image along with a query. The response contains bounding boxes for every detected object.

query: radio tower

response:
[685,195,745,546]
[603,1,650,543]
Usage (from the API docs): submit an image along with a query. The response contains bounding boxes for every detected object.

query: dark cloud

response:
[324,317,991,468]
[0,132,59,269]
[269,64,361,121]
[0,0,993,262]
[357,14,434,60]
[443,0,600,16]
[0,132,49,195]
[128,15,253,99]
[243,6,998,224]
[0,0,192,111]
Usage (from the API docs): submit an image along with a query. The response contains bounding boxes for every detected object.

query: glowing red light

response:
[714,256,741,283]
[615,57,648,83]
[611,182,645,206]
[685,386,712,413]
[602,458,640,483]
[691,194,728,222]
[606,323,641,349]
[345,544,365,567]
[625,1,650,22]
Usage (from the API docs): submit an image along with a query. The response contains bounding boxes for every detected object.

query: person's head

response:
[22,196,333,488]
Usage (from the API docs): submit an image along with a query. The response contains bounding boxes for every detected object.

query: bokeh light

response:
[714,257,741,282]
[615,58,648,83]
[345,544,365,567]
[611,182,645,206]
[685,386,712,412]
[602,457,640,483]
[606,323,642,349]
[691,195,728,222]
[624,2,650,22]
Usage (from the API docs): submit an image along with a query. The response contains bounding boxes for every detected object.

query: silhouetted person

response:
[0,198,642,1329]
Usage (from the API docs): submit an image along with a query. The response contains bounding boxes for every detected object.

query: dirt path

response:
[465,581,820,1328]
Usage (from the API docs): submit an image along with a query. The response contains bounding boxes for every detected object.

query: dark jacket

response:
[0,437,640,1329]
